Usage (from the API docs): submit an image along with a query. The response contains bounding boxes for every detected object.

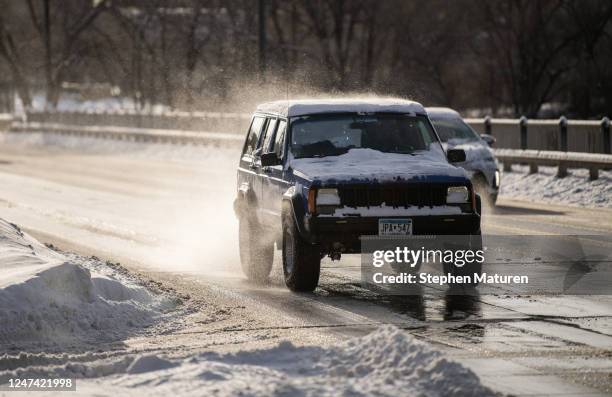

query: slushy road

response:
[1,133,611,396]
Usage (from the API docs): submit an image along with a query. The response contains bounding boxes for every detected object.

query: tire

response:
[282,215,321,292]
[238,215,273,282]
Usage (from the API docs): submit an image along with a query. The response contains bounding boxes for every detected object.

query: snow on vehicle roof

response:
[426,107,462,120]
[256,98,426,117]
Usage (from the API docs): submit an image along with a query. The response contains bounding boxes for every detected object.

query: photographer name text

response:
[372,272,529,285]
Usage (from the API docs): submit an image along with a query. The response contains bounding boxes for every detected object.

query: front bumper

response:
[306,214,480,253]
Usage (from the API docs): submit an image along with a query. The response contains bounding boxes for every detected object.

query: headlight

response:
[494,170,500,188]
[315,188,341,214]
[447,186,469,204]
[317,188,341,205]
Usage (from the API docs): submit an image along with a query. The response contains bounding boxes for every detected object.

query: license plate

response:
[378,219,413,236]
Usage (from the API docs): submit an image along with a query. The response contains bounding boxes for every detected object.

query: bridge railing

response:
[465,116,610,154]
[10,121,243,147]
[24,110,251,135]
[493,149,612,180]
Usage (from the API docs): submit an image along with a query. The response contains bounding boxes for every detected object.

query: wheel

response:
[282,215,321,292]
[238,215,273,282]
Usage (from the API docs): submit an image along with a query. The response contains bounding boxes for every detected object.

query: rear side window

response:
[244,116,266,155]
[262,118,278,153]
[274,120,287,158]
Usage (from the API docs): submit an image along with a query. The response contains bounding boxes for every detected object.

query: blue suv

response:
[234,99,481,292]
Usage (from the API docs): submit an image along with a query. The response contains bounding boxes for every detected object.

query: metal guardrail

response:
[466,116,611,154]
[494,149,612,180]
[25,110,250,135]
[10,122,243,146]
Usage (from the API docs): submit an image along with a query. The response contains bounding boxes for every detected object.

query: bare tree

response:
[472,0,610,117]
[0,13,32,107]
[25,0,109,107]
[0,0,610,116]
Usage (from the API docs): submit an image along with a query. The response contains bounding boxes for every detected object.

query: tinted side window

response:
[262,118,278,153]
[244,116,266,155]
[274,120,287,158]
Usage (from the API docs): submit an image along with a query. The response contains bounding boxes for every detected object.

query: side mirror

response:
[447,149,466,163]
[261,152,281,167]
[480,134,496,147]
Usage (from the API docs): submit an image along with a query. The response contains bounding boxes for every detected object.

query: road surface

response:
[0,133,611,396]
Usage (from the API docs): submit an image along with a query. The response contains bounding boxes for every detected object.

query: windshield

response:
[289,114,440,159]
[430,118,480,142]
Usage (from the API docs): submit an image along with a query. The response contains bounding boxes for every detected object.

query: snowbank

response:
[500,165,611,207]
[0,219,174,352]
[7,326,496,396]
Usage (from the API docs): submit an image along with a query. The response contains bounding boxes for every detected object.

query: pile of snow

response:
[500,165,611,207]
[8,326,496,396]
[0,219,175,352]
[291,147,467,183]
[256,98,425,117]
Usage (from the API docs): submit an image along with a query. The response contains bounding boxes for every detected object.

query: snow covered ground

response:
[68,326,497,397]
[500,165,611,208]
[1,130,611,395]
[2,326,498,397]
[0,218,176,353]
[0,217,497,396]
[0,130,221,161]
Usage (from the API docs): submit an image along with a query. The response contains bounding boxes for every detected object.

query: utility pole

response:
[258,0,266,80]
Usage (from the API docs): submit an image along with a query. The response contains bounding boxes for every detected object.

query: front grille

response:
[338,184,448,208]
